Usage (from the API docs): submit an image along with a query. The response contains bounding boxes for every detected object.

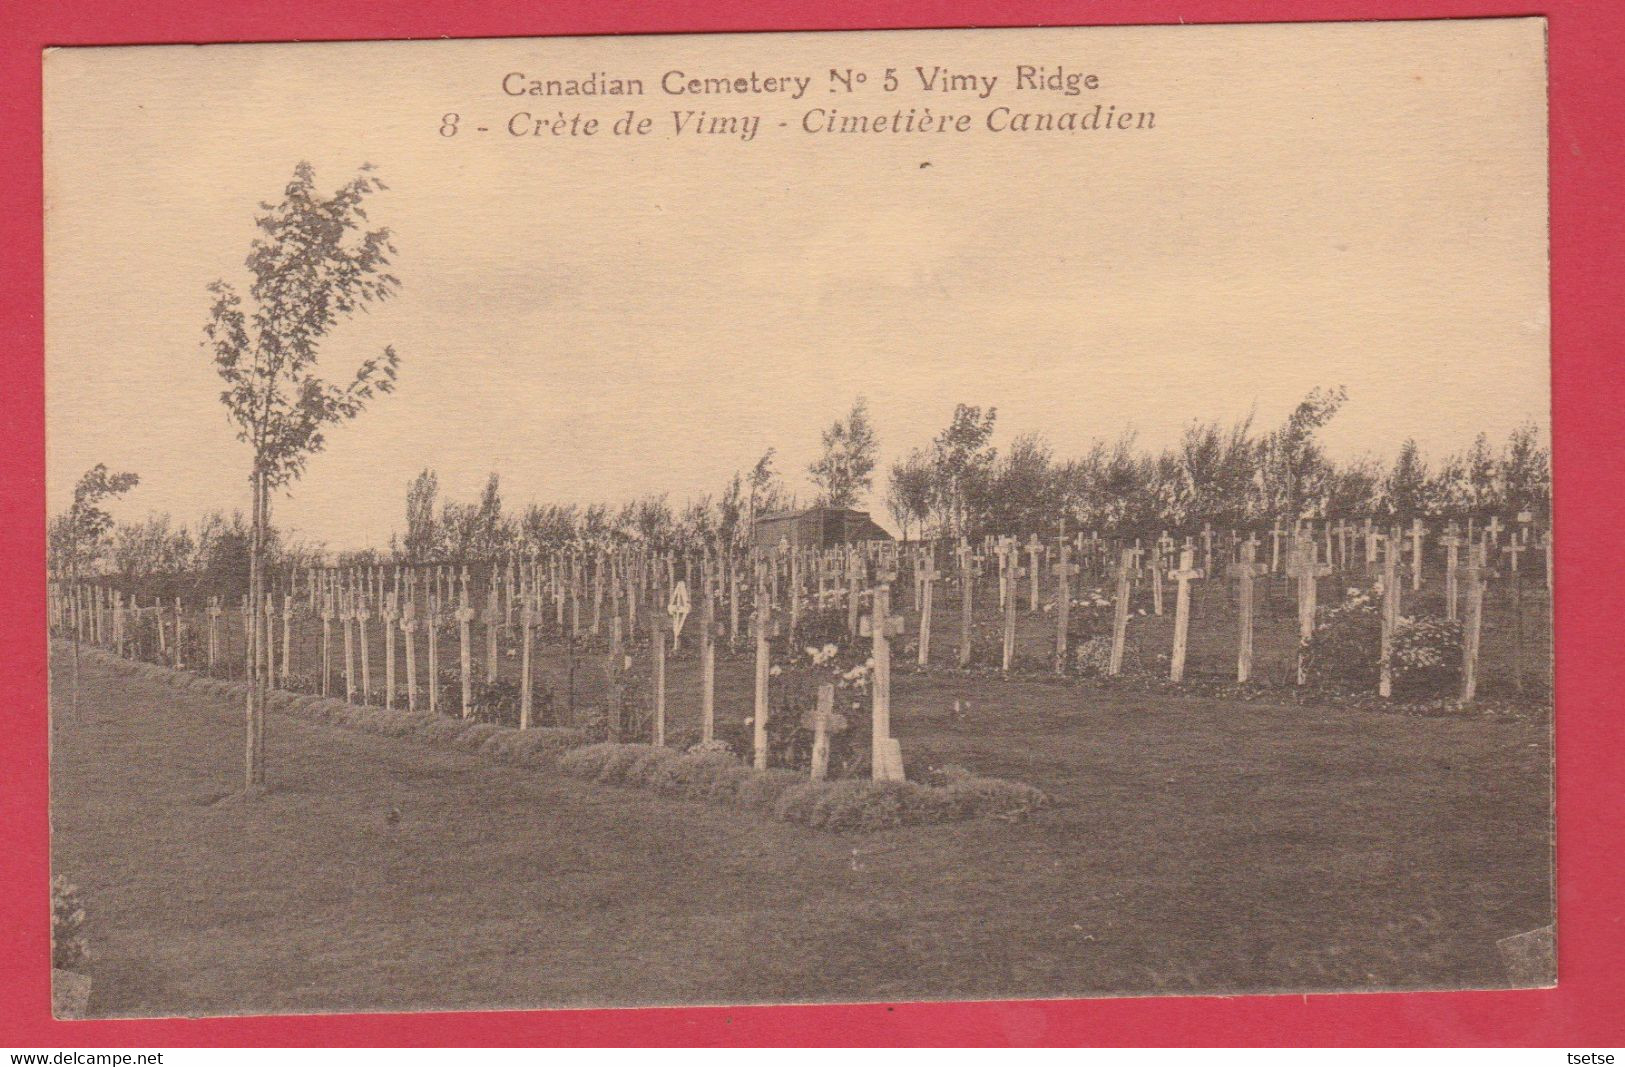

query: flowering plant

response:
[52,877,90,973]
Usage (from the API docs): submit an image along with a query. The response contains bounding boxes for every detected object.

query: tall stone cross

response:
[1409,518,1427,591]
[356,593,373,703]
[483,583,501,683]
[1439,522,1465,621]
[1287,537,1332,685]
[750,591,785,772]
[957,539,978,669]
[994,538,1014,610]
[320,588,335,697]
[1025,534,1044,613]
[341,585,358,704]
[456,570,476,718]
[382,592,400,709]
[1459,543,1496,704]
[1052,539,1080,674]
[700,576,722,744]
[1001,549,1026,673]
[1270,520,1285,574]
[207,596,222,670]
[1378,534,1398,698]
[1168,547,1204,683]
[401,597,420,712]
[1228,536,1268,683]
[1501,536,1527,575]
[916,549,940,667]
[425,594,441,716]
[1108,548,1135,677]
[861,583,906,782]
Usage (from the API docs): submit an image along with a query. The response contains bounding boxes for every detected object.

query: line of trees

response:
[885,390,1551,540]
[61,387,1553,585]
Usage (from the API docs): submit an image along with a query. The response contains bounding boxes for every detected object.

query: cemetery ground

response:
[50,631,1552,1018]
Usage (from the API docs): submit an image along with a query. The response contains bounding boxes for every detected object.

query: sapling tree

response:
[54,464,139,720]
[205,161,401,792]
[808,396,879,509]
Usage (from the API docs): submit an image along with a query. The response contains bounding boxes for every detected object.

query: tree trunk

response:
[245,466,265,790]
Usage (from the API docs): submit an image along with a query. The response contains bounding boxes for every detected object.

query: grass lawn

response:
[50,651,1552,1018]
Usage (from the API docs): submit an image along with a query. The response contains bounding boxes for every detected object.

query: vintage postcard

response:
[44,18,1552,1018]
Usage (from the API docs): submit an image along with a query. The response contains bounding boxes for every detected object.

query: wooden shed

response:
[750,507,893,549]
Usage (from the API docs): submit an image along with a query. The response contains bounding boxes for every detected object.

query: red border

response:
[3,0,1621,1048]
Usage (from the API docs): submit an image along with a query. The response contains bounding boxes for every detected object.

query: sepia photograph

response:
[42,18,1554,1020]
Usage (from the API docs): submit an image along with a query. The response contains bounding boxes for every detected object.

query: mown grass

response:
[49,652,1551,1018]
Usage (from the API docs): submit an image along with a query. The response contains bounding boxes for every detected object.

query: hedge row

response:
[63,645,1050,833]
[65,647,587,769]
[558,742,1050,832]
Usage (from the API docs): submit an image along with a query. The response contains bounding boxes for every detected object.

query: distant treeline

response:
[53,388,1550,586]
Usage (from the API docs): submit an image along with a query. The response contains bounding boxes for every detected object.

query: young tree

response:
[403,468,440,563]
[1500,421,1552,519]
[55,464,139,720]
[928,404,997,538]
[885,449,935,541]
[1259,386,1346,520]
[808,396,879,509]
[1384,438,1431,518]
[205,161,401,792]
[744,448,786,542]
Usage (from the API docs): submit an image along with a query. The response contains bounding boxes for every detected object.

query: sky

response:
[44,20,1550,549]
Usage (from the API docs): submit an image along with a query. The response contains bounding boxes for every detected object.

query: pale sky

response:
[44,20,1550,549]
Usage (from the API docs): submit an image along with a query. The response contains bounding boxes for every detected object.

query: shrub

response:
[416,718,476,746]
[51,877,89,973]
[647,751,741,798]
[1302,591,1381,689]
[558,742,623,780]
[596,744,665,784]
[1390,616,1463,698]
[480,727,589,766]
[731,768,805,812]
[1303,587,1463,697]
[449,722,503,751]
[941,776,1050,818]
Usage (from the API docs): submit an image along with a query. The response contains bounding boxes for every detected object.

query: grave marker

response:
[1001,550,1027,672]
[456,573,475,718]
[861,583,906,781]
[1053,540,1080,674]
[1459,543,1495,704]
[667,579,691,652]
[1026,534,1044,613]
[1168,547,1203,683]
[751,591,783,772]
[1440,522,1464,621]
[1108,548,1134,677]
[917,549,940,667]
[809,684,834,781]
[1410,518,1426,592]
[1288,538,1332,685]
[958,540,977,669]
[1229,536,1268,683]
[1379,535,1399,699]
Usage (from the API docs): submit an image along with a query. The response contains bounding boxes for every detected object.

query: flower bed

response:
[558,742,1050,832]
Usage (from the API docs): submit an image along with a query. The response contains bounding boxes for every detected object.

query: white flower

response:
[822,643,838,657]
[768,665,782,676]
